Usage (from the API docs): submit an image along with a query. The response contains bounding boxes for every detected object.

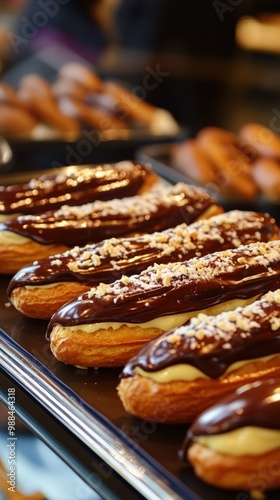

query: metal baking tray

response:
[137,143,280,225]
[0,166,279,499]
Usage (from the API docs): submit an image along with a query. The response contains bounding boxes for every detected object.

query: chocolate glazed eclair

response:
[0,183,222,274]
[8,210,279,319]
[48,240,280,369]
[0,161,158,221]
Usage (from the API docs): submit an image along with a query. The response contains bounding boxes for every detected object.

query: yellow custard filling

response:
[195,427,280,456]
[61,296,258,334]
[0,230,30,245]
[134,355,278,382]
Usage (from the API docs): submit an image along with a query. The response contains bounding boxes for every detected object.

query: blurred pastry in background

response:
[0,182,221,274]
[0,81,38,135]
[17,74,80,133]
[8,209,278,319]
[0,63,180,138]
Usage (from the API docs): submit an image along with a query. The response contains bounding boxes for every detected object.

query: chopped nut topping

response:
[162,289,280,353]
[50,259,62,267]
[54,182,212,220]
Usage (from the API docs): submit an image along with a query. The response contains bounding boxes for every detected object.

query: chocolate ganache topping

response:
[179,378,280,459]
[0,162,153,216]
[8,210,278,293]
[0,183,219,246]
[121,288,280,379]
[47,240,280,332]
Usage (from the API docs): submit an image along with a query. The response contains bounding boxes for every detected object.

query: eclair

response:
[48,240,280,369]
[0,183,222,274]
[118,289,280,423]
[0,161,157,221]
[172,123,280,202]
[8,210,279,319]
[239,122,280,159]
[180,378,280,492]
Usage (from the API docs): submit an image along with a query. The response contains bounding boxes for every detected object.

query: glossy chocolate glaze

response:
[120,288,280,378]
[7,211,278,295]
[0,183,218,246]
[0,162,151,215]
[47,240,280,333]
[180,378,280,458]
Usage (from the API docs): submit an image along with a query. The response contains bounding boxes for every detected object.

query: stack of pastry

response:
[0,161,158,221]
[172,123,280,201]
[47,239,280,368]
[0,62,179,137]
[115,261,280,493]
[0,182,221,274]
